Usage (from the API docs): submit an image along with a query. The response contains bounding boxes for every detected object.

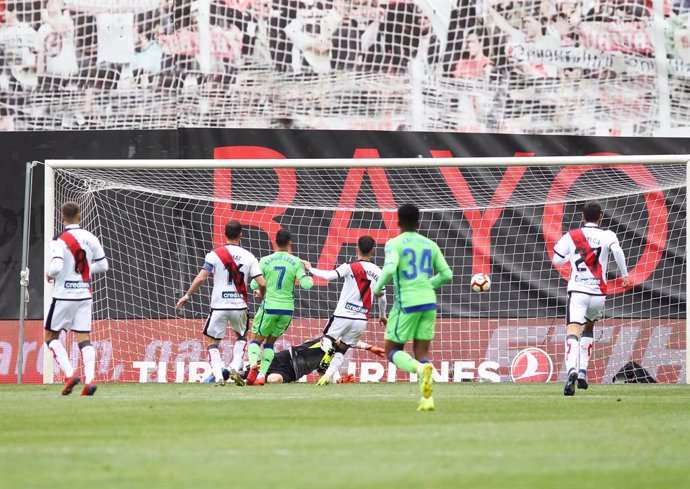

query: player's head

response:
[61,202,80,224]
[397,203,420,232]
[224,220,242,242]
[582,201,603,224]
[275,229,292,250]
[357,235,376,258]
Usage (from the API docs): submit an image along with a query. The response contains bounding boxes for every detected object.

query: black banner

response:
[1,129,687,320]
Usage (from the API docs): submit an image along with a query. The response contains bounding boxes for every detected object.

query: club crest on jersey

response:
[64,280,91,289]
[510,347,554,383]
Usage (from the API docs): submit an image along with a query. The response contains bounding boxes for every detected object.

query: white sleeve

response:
[610,242,629,277]
[552,234,571,265]
[202,251,216,273]
[247,255,262,280]
[370,271,387,316]
[48,239,65,277]
[89,237,109,274]
[310,262,348,281]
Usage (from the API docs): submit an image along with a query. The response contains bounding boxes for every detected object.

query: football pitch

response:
[1,383,688,489]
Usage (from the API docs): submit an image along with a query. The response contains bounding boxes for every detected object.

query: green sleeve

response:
[373,242,399,294]
[296,262,314,290]
[430,244,452,290]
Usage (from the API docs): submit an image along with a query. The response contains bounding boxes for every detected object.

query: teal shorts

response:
[384,305,436,344]
[252,305,292,338]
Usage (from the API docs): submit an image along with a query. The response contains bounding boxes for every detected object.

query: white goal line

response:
[44,155,690,169]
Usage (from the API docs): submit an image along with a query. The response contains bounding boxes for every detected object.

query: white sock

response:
[565,335,579,376]
[579,335,594,377]
[320,336,333,353]
[230,339,246,372]
[208,347,224,382]
[80,343,96,384]
[324,352,345,378]
[48,339,74,378]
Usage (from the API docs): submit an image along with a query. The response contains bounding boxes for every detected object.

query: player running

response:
[552,201,630,396]
[246,229,313,386]
[45,202,109,396]
[301,235,388,386]
[373,203,452,411]
[176,221,266,387]
[262,337,384,384]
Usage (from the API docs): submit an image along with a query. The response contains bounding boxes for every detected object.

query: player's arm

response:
[46,239,65,282]
[373,244,399,296]
[247,256,266,299]
[370,275,388,325]
[354,340,385,357]
[303,261,347,281]
[552,234,571,265]
[89,238,109,274]
[176,261,212,309]
[430,244,452,289]
[296,262,314,290]
[609,235,630,287]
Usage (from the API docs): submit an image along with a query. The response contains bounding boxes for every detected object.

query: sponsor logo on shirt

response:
[222,291,244,299]
[345,302,369,314]
[64,280,91,289]
[575,277,601,286]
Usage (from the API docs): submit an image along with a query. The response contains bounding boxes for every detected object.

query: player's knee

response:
[387,349,400,364]
[267,374,283,384]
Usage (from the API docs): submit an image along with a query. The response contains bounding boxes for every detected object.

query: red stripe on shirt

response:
[350,261,372,317]
[214,246,248,303]
[569,229,606,294]
[59,231,90,283]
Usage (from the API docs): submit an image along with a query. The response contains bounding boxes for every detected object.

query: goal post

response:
[42,156,689,384]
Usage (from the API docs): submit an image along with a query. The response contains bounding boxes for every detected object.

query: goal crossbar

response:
[45,155,690,170]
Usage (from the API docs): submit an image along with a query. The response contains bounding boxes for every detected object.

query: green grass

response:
[1,383,689,489]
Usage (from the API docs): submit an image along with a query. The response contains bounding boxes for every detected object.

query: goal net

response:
[1,0,688,135]
[44,157,687,384]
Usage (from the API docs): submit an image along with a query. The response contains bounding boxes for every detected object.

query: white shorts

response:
[45,298,93,333]
[323,315,367,347]
[567,292,606,325]
[203,309,249,340]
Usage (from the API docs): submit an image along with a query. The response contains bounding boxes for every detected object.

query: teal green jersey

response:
[373,232,452,312]
[257,251,313,313]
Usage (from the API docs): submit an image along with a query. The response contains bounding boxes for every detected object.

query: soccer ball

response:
[470,273,491,293]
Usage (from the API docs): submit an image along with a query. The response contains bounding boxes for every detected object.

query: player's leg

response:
[225,311,249,386]
[266,373,285,383]
[247,307,269,384]
[44,299,79,394]
[75,332,97,395]
[203,310,228,386]
[564,293,586,396]
[579,296,604,389]
[384,306,421,374]
[413,308,436,410]
[319,317,337,370]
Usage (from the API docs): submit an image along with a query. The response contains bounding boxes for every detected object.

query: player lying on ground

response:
[301,235,388,386]
[246,229,313,386]
[176,221,266,386]
[45,202,109,396]
[230,337,384,384]
[552,201,629,396]
[373,203,452,411]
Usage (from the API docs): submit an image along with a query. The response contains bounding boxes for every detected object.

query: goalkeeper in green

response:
[373,203,452,411]
[246,229,313,386]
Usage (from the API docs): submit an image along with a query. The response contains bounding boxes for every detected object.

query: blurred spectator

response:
[0,7,39,89]
[331,0,385,71]
[453,31,493,79]
[510,13,561,77]
[284,0,343,74]
[381,0,424,71]
[36,0,79,84]
[131,25,163,85]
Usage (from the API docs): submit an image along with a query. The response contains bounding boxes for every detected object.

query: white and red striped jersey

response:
[202,244,262,310]
[48,224,108,300]
[313,260,384,320]
[552,223,628,295]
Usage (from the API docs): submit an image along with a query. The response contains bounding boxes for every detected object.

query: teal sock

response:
[248,342,261,365]
[392,350,421,374]
[259,346,275,375]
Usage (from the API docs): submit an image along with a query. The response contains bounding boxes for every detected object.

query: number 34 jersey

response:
[203,244,262,310]
[553,223,621,295]
[382,232,451,312]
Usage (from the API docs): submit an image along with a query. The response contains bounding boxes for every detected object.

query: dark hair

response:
[225,220,242,240]
[582,201,602,223]
[275,229,292,247]
[61,202,80,220]
[357,235,376,255]
[398,203,420,231]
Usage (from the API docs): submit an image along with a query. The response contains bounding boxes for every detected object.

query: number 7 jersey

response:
[553,223,620,295]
